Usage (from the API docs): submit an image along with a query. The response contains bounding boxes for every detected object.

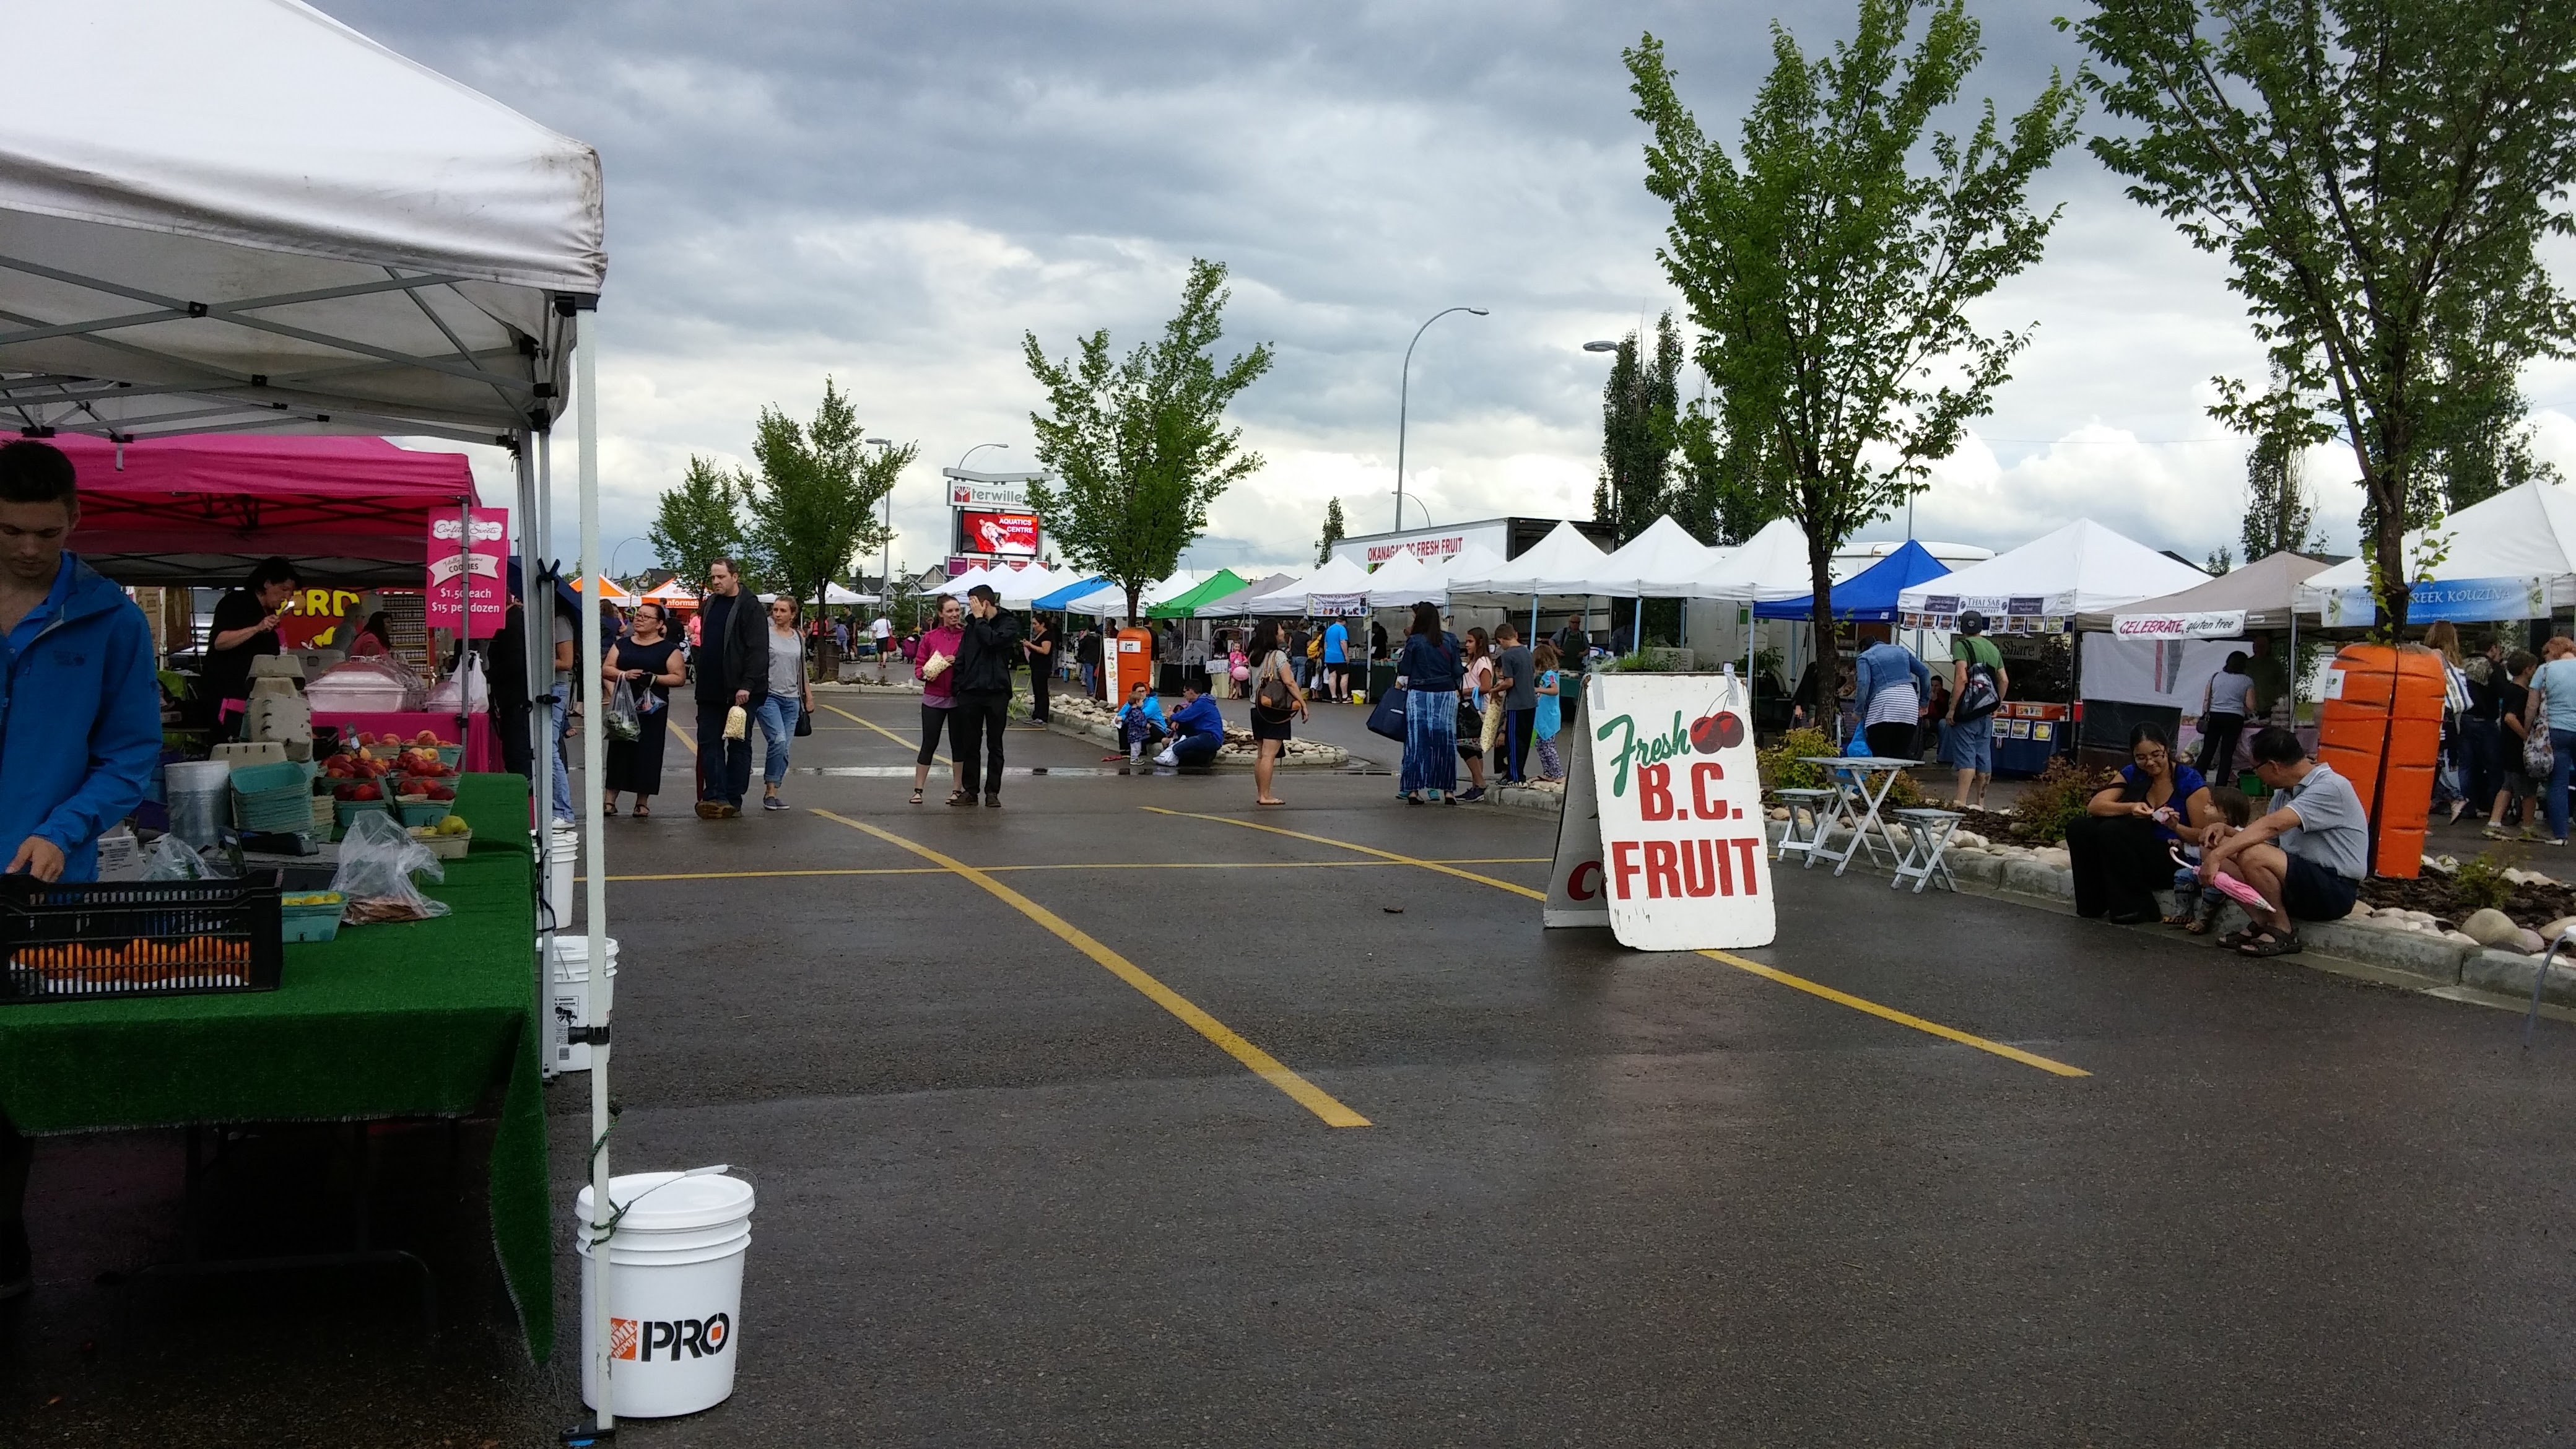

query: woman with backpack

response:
[1245,619,1308,806]
[1946,611,2009,809]
[1393,602,1461,806]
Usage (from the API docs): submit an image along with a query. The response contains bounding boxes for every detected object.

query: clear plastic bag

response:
[604,679,643,742]
[329,811,450,925]
[141,833,228,881]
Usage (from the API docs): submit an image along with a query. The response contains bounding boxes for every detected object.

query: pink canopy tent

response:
[55,431,482,586]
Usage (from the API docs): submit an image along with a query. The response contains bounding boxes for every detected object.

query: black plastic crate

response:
[1,870,285,1003]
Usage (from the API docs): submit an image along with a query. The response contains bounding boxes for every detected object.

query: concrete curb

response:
[1761,819,2576,1009]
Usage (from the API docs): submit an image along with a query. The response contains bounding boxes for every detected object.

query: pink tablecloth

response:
[313,710,502,772]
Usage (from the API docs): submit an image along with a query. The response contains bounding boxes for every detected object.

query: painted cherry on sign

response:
[1687,710,1745,754]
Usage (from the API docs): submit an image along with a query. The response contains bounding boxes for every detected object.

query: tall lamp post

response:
[866,437,897,677]
[1396,307,1489,534]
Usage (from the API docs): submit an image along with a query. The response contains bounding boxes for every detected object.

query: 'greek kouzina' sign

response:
[1576,671,1776,951]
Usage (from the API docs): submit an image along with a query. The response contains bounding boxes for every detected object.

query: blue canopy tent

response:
[1032,575,1110,610]
[1752,539,1951,620]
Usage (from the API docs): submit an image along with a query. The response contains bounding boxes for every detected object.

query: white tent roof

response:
[1445,520,1616,597]
[1896,518,2207,620]
[929,565,994,598]
[1284,555,1376,615]
[993,564,1079,608]
[822,582,876,606]
[0,0,605,445]
[1595,515,1735,597]
[1360,550,1443,607]
[1699,517,1815,601]
[2295,481,2576,614]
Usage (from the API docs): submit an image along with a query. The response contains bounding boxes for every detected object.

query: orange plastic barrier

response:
[1105,627,1154,703]
[2314,643,2445,877]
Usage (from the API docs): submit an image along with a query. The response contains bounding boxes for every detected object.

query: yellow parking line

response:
[594,858,1543,882]
[812,809,1369,1128]
[670,721,696,756]
[820,702,945,764]
[1144,806,2087,1079]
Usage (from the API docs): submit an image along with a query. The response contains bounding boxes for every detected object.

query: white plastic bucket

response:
[538,821,578,931]
[577,1170,754,1419]
[545,935,619,1073]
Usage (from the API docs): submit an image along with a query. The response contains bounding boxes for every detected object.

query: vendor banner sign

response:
[1577,671,1775,951]
[2109,609,2247,640]
[2317,575,2546,628]
[425,507,508,637]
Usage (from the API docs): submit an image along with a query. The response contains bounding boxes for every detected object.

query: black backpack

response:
[1955,661,2001,723]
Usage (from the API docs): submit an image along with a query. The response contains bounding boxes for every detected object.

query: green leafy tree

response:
[649,456,752,591]
[2205,545,2234,575]
[1593,313,1686,545]
[2240,388,2323,560]
[2068,0,2576,632]
[742,377,915,625]
[1023,258,1275,621]
[1315,495,1347,567]
[1627,0,2081,686]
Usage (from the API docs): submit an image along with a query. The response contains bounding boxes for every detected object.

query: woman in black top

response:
[2486,651,2540,840]
[199,555,300,734]
[601,602,687,817]
[1024,615,1056,723]
[1393,601,1461,804]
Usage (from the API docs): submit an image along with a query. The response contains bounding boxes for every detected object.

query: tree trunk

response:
[2367,469,2410,637]
[1806,525,1837,741]
[1125,583,1142,626]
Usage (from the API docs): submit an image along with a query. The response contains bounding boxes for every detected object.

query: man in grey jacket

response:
[692,557,770,818]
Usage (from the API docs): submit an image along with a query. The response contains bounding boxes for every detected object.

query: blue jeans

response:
[1168,729,1222,767]
[549,682,573,823]
[2549,727,2576,840]
[757,693,803,786]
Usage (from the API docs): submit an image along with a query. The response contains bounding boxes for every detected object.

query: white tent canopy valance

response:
[2295,481,2576,618]
[0,0,606,446]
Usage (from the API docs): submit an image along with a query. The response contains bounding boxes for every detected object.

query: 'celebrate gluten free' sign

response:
[1582,672,1775,952]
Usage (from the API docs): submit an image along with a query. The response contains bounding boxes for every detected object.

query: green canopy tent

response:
[1145,568,1248,619]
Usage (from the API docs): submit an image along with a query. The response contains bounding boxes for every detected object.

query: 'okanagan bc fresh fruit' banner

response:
[1578,672,1774,951]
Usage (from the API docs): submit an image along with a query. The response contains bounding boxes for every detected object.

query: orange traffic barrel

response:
[2315,643,2446,877]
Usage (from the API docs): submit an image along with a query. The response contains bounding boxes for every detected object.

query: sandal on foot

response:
[2160,913,2195,926]
[2239,930,2302,957]
[2216,926,2258,949]
[2182,918,2209,934]
[910,788,925,805]
[603,801,618,817]
[632,803,651,819]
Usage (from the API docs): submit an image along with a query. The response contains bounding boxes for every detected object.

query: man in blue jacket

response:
[1158,680,1227,767]
[0,437,161,1300]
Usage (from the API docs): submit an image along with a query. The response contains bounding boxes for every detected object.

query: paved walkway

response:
[9,692,2576,1445]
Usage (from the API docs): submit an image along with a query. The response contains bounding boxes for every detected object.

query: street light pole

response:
[1396,307,1489,534]
[868,437,897,679]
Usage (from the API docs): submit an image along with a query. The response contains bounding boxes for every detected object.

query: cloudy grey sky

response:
[320,0,2576,577]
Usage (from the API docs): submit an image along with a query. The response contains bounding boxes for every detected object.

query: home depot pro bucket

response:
[577,1170,754,1418]
[544,935,619,1073]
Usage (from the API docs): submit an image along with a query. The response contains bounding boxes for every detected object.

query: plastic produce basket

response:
[334,798,392,829]
[411,826,472,861]
[1,872,285,1001]
[396,799,451,828]
[236,785,319,833]
[227,759,311,796]
[280,891,344,945]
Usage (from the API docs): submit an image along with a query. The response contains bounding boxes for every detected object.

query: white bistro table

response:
[1798,755,1915,877]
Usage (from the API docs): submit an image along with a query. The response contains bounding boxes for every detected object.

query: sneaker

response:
[983,793,1001,808]
[2484,825,2513,840]
[762,796,788,811]
[695,800,725,819]
[1153,748,1178,767]
[1458,786,1486,803]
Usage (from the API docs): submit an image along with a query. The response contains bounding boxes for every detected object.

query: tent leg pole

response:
[573,305,617,1434]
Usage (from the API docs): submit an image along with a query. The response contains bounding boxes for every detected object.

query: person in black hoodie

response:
[951,582,1020,807]
[692,557,770,819]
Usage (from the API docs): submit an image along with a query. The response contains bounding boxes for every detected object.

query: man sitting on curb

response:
[1158,681,1225,768]
[2196,725,2368,958]
[1106,682,1168,764]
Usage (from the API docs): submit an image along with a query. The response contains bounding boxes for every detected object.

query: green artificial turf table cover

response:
[0,773,554,1356]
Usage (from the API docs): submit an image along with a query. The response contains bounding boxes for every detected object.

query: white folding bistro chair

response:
[1771,788,1838,868]
[1889,807,1965,894]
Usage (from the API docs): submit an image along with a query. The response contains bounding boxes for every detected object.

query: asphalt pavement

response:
[8,687,2576,1447]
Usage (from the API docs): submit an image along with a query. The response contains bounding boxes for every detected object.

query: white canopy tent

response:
[1066,570,1196,617]
[1445,519,1617,598]
[993,563,1081,609]
[1699,517,1816,601]
[1895,518,2208,627]
[929,564,998,598]
[1595,515,1737,598]
[1359,550,1443,608]
[1194,571,1302,617]
[2294,480,2576,619]
[0,0,624,1424]
[822,581,879,606]
[1290,554,1378,616]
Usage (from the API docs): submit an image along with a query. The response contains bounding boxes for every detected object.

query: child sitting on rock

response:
[2173,785,2255,933]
